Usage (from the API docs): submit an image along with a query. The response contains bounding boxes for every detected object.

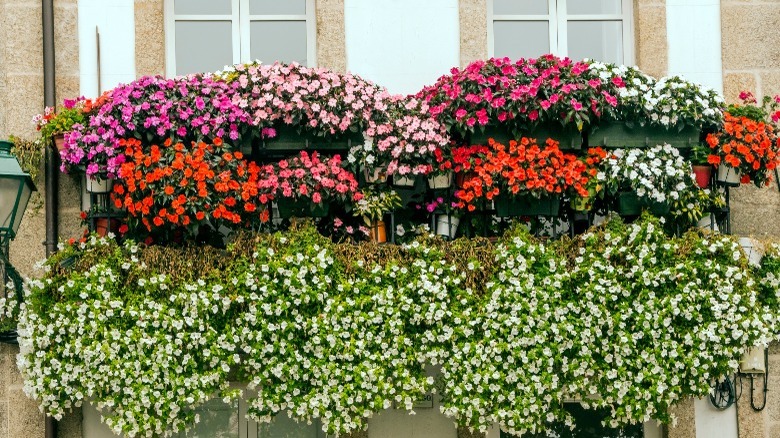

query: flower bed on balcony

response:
[15,217,779,437]
[22,55,780,438]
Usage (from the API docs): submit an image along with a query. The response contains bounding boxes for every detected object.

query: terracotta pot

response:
[455,172,476,189]
[53,133,66,152]
[692,165,712,189]
[94,218,120,237]
[369,220,387,243]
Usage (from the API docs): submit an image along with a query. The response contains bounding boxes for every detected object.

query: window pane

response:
[174,0,232,15]
[493,21,550,60]
[175,21,234,75]
[250,21,308,65]
[568,0,622,15]
[258,414,318,438]
[178,398,239,438]
[493,0,548,15]
[567,20,623,63]
[249,0,306,15]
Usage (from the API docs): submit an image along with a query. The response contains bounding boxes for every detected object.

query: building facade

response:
[0,0,778,437]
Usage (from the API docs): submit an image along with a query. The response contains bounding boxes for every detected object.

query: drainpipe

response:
[42,0,59,437]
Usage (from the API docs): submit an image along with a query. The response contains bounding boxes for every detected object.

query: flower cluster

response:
[706,112,780,187]
[62,74,251,178]
[454,138,596,211]
[221,61,386,139]
[351,96,450,177]
[113,137,267,240]
[17,219,778,437]
[32,96,99,141]
[418,55,622,136]
[257,151,362,206]
[599,144,704,221]
[589,63,724,129]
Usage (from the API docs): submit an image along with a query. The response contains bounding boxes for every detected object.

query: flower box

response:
[590,123,700,149]
[263,125,363,152]
[471,125,582,150]
[275,198,330,218]
[617,191,669,216]
[494,194,560,217]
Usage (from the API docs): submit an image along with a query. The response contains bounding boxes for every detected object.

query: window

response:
[165,0,316,76]
[488,0,634,65]
[497,403,652,438]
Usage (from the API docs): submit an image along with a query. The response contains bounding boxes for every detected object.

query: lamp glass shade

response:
[0,140,36,239]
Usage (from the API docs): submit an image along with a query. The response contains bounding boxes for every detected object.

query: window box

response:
[590,123,700,149]
[276,198,329,218]
[494,194,561,217]
[616,191,669,216]
[470,125,582,149]
[262,125,363,153]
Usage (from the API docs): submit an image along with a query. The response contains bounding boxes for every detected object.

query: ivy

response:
[16,218,779,437]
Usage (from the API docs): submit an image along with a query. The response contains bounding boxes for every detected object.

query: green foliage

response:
[17,219,780,437]
[8,136,43,183]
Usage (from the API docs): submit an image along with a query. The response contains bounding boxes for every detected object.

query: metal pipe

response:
[42,0,59,437]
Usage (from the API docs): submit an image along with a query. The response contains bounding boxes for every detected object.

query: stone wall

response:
[0,1,84,437]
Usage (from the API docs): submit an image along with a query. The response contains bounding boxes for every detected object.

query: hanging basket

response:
[494,194,560,217]
[85,176,114,194]
[590,123,700,149]
[275,198,330,218]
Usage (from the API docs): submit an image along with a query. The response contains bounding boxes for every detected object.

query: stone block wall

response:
[0,1,85,438]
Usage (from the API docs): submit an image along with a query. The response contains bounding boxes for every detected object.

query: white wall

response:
[666,0,722,92]
[344,0,460,96]
[368,395,457,438]
[78,0,136,97]
[694,397,738,438]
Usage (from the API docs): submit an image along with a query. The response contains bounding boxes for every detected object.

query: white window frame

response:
[487,0,635,65]
[164,0,317,77]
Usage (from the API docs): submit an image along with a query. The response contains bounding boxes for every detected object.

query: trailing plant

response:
[18,218,777,437]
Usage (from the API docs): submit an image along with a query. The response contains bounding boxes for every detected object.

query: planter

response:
[53,133,66,152]
[263,124,362,152]
[393,174,417,187]
[692,165,712,189]
[85,176,114,194]
[590,123,700,149]
[427,172,453,189]
[436,215,460,239]
[471,125,582,150]
[616,191,669,216]
[717,165,741,186]
[494,194,560,217]
[94,217,120,237]
[369,220,387,243]
[364,167,387,184]
[455,172,476,189]
[738,237,764,268]
[276,198,330,218]
[740,347,766,374]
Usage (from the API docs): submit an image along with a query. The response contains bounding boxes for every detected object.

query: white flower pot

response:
[364,167,387,184]
[697,214,719,232]
[393,174,416,187]
[738,237,764,268]
[436,215,459,239]
[717,165,741,185]
[740,346,766,374]
[85,176,114,194]
[427,172,453,189]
